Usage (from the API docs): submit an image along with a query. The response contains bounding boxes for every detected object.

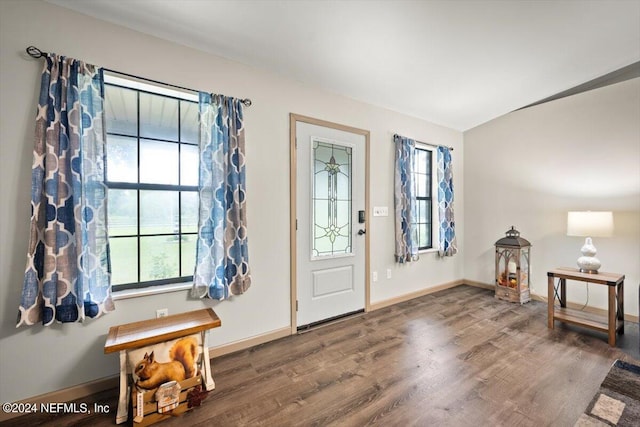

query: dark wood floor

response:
[7,285,638,426]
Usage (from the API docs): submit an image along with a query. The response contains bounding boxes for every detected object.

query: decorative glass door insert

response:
[312,138,353,258]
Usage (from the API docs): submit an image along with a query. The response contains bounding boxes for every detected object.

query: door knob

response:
[358,229,366,236]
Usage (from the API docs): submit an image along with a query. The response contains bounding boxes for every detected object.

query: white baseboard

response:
[369,279,464,311]
[463,279,495,290]
[208,327,291,358]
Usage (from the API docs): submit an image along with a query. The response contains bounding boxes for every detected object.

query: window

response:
[413,146,433,250]
[312,139,353,258]
[104,73,200,291]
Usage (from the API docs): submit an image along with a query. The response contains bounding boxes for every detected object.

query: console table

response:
[547,267,624,346]
[104,308,221,424]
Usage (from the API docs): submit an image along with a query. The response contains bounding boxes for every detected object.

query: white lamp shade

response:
[567,211,614,237]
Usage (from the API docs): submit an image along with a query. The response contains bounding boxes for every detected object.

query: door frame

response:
[289,113,371,334]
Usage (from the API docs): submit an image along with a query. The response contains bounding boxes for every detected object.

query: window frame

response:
[104,72,200,293]
[413,143,438,252]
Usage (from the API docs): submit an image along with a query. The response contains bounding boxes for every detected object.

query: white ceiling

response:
[47,0,640,131]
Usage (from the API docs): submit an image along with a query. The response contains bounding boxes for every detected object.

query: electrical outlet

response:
[386,268,392,279]
[156,308,168,318]
[372,271,378,282]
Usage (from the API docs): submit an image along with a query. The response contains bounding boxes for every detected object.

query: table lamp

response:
[566,211,614,273]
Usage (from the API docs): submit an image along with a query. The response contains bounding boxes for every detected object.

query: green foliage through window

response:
[104,73,199,291]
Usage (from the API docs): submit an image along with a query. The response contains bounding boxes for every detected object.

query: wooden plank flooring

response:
[6,285,637,426]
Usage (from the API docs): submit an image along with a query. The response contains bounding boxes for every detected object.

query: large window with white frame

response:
[104,73,200,291]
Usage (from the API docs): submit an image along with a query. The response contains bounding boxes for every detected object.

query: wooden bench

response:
[104,308,221,424]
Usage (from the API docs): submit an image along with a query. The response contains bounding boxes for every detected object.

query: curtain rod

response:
[393,133,454,151]
[25,46,252,107]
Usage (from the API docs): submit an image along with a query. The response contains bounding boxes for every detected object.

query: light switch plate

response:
[373,206,388,217]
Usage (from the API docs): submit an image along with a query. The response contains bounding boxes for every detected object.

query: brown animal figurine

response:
[134,337,198,390]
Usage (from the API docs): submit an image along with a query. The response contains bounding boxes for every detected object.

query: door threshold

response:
[297,309,365,334]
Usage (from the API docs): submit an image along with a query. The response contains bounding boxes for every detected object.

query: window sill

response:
[419,248,439,255]
[112,282,192,301]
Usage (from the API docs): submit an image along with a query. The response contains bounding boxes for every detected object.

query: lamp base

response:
[576,237,602,274]
[577,255,601,274]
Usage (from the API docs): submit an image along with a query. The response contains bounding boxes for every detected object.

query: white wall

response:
[464,78,640,316]
[0,0,463,404]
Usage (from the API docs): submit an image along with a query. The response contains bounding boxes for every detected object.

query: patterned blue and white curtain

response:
[18,53,114,326]
[437,146,458,256]
[393,134,419,263]
[192,93,251,300]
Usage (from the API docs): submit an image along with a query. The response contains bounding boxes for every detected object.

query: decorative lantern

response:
[495,226,531,304]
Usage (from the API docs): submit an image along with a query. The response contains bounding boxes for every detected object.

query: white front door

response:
[295,119,367,328]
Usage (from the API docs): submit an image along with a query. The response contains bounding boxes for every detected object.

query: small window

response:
[413,147,433,250]
[104,73,199,291]
[312,139,353,258]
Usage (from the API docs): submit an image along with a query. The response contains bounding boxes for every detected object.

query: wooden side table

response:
[104,308,221,424]
[547,267,624,346]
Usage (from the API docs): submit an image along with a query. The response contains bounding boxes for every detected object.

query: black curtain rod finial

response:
[26,46,46,58]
